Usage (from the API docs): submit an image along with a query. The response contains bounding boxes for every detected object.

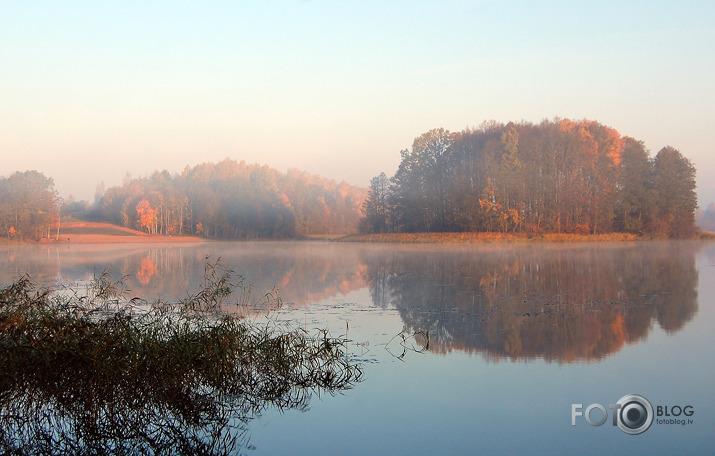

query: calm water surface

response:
[1,240,714,455]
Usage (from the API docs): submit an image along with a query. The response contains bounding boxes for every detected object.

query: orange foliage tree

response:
[136,199,158,234]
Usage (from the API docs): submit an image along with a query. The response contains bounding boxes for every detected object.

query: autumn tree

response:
[615,138,654,233]
[136,199,158,234]
[652,146,697,238]
[361,172,391,233]
[583,121,622,234]
[389,128,454,232]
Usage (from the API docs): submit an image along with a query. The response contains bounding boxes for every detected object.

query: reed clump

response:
[0,262,362,455]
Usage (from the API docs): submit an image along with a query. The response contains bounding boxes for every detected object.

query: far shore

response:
[4,221,713,245]
[335,231,715,243]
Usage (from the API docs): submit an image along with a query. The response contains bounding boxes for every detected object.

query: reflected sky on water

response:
[1,240,714,454]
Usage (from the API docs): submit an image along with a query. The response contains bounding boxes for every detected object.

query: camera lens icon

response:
[616,394,653,435]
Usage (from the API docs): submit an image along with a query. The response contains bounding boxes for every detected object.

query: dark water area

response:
[1,240,714,454]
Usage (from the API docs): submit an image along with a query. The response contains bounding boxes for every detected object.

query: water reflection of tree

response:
[364,243,700,363]
[0,244,372,310]
[126,244,371,308]
[136,254,158,284]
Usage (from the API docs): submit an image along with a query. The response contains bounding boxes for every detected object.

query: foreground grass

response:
[0,264,361,455]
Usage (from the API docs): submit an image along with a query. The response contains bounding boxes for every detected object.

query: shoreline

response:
[334,232,715,244]
[42,234,206,244]
[3,220,713,245]
[3,221,206,245]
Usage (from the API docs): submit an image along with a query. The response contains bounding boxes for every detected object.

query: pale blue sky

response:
[2,1,714,206]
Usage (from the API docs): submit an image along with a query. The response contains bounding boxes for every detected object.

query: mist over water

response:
[1,240,713,454]
[0,241,700,363]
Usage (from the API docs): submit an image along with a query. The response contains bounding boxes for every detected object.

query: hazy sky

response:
[2,1,714,206]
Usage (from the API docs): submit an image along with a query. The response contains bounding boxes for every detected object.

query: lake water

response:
[1,240,714,455]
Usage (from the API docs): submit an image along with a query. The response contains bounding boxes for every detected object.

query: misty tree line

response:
[0,171,59,241]
[95,159,366,238]
[361,119,698,238]
[0,160,366,241]
[697,204,715,232]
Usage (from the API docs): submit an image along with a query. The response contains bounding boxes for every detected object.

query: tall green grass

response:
[0,262,362,455]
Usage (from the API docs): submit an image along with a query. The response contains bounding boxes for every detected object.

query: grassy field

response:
[58,224,140,236]
[44,221,205,243]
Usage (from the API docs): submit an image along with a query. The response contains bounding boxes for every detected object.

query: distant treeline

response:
[0,161,367,241]
[94,159,367,239]
[696,204,715,232]
[1,119,702,241]
[361,119,698,238]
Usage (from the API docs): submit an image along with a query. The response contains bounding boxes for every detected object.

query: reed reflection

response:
[364,242,700,362]
[0,266,362,455]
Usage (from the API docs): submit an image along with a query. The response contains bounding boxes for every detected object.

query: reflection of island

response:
[364,243,700,363]
[0,241,702,364]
